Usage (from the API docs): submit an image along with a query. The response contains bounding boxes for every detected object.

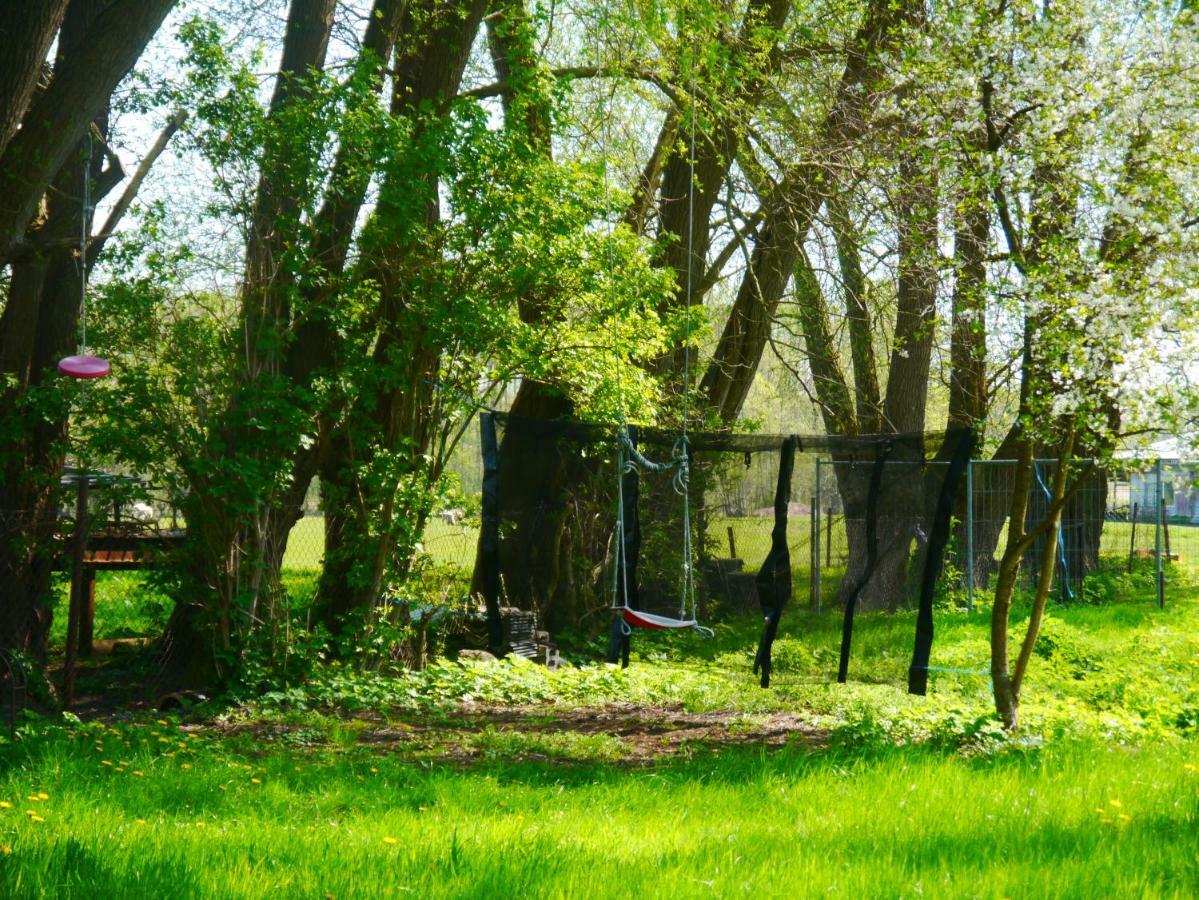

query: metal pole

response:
[966,459,975,613]
[1155,458,1165,608]
[813,458,823,613]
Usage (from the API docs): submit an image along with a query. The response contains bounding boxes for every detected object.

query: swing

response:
[600,5,707,643]
[610,428,711,637]
[58,131,109,381]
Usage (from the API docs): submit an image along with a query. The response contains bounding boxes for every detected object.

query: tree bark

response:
[315,0,488,631]
[0,0,176,267]
[701,0,916,421]
[0,0,69,160]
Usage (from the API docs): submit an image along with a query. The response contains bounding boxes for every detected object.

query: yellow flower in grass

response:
[28,814,44,823]
[382,836,397,845]
[1,845,10,854]
[135,819,147,825]
[157,719,168,727]
[251,778,261,785]
[181,763,191,770]
[26,796,38,803]
[0,801,12,810]
[1095,808,1105,814]
[132,771,144,778]
[1185,763,1197,773]
[1118,813,1131,823]
[36,793,48,801]
[101,760,113,767]
[1109,799,1122,808]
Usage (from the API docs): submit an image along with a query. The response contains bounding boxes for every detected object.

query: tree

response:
[0,0,177,658]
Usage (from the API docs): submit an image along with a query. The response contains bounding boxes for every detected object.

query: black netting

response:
[479,412,973,693]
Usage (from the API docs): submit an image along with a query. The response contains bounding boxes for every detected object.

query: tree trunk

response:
[0,0,176,267]
[0,0,133,657]
[0,0,69,160]
[313,0,487,631]
[701,0,919,422]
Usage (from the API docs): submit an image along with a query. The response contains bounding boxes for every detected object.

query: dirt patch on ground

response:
[209,703,826,764]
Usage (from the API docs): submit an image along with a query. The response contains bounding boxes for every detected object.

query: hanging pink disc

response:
[58,355,110,379]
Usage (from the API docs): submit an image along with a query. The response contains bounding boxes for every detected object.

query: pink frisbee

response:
[58,355,110,379]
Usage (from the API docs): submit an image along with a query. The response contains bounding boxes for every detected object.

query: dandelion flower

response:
[157,720,168,727]
[1118,814,1131,822]
[1109,799,1122,808]
[26,796,38,803]
[135,819,147,825]
[1185,763,1197,773]
[29,814,44,823]
[383,836,397,845]
[36,793,48,801]
[1095,808,1105,814]
[181,763,191,770]
[102,761,113,767]
[1,845,9,855]
[370,768,378,774]
[0,801,12,810]
[132,771,144,777]
[1100,818,1114,825]
[251,778,261,785]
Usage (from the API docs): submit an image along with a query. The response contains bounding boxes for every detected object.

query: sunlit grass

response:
[0,719,1196,898]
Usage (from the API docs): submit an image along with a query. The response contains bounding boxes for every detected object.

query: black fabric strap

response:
[479,412,504,653]
[753,437,796,688]
[837,442,892,683]
[908,428,976,694]
[607,426,641,665]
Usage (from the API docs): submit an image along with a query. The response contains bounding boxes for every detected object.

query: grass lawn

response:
[0,721,1195,898]
[16,544,1199,896]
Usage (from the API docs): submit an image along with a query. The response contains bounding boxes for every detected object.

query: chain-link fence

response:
[46,454,1195,651]
[812,457,1197,610]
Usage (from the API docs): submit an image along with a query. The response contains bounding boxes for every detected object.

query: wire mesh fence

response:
[812,457,1197,610]
[41,453,1197,651]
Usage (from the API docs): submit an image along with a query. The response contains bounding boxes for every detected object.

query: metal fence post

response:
[966,459,975,613]
[813,458,823,613]
[1155,457,1165,608]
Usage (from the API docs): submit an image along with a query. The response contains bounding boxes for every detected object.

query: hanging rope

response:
[604,1,708,641]
[59,128,109,381]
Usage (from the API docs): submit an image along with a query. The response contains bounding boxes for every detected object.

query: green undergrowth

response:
[239,561,1199,752]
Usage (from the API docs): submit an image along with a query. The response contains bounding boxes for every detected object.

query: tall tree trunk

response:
[0,0,176,267]
[0,0,142,658]
[315,0,487,632]
[701,0,916,422]
[0,0,69,160]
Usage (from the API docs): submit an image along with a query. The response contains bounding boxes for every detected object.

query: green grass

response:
[0,719,1196,898]
[17,524,1199,896]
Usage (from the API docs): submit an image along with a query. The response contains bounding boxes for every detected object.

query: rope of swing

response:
[604,1,704,631]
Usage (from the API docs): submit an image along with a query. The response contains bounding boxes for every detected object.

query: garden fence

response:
[811,457,1197,611]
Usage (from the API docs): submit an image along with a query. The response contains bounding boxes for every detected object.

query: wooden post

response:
[826,507,833,567]
[811,495,821,613]
[1127,501,1138,573]
[726,525,737,560]
[80,568,96,657]
[63,474,90,707]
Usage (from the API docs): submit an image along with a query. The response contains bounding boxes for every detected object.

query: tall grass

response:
[0,721,1195,898]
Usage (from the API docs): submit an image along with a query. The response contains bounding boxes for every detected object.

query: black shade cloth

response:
[479,412,972,692]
